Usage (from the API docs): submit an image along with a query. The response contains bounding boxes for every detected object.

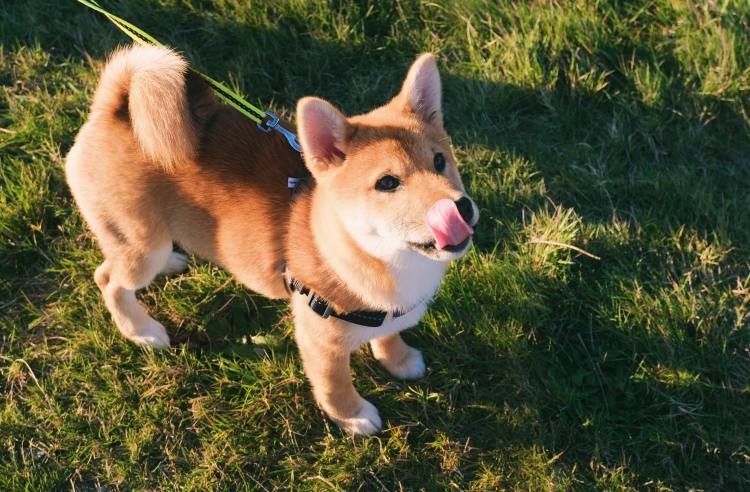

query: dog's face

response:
[297,54,478,262]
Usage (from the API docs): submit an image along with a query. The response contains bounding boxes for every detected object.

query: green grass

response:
[2,0,750,489]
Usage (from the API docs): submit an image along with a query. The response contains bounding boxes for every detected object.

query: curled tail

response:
[90,44,197,171]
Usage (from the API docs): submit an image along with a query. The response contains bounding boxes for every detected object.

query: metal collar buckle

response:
[307,294,333,318]
[257,111,302,153]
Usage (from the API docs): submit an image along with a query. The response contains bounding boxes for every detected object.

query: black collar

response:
[285,276,404,328]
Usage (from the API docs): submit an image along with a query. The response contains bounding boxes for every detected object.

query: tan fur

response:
[66,46,478,434]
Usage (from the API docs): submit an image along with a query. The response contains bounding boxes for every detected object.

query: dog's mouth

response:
[409,236,471,255]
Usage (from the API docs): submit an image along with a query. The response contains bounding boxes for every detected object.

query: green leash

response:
[75,0,301,152]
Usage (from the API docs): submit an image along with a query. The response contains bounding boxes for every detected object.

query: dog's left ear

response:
[398,53,443,127]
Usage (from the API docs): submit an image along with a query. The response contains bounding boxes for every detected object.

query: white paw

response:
[333,399,382,435]
[381,347,426,380]
[161,252,188,275]
[128,320,170,349]
[397,347,426,379]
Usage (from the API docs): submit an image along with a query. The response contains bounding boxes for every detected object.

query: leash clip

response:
[258,111,302,153]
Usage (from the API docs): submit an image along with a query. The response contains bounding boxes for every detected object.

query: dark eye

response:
[434,152,446,172]
[375,175,401,192]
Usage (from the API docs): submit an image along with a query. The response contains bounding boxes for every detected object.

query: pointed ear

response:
[296,97,350,174]
[398,53,443,126]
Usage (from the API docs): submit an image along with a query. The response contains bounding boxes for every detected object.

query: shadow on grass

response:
[4,0,750,488]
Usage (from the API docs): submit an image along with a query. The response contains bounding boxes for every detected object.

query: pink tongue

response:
[425,199,474,250]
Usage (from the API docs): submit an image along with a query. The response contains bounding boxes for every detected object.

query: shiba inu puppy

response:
[65,44,479,434]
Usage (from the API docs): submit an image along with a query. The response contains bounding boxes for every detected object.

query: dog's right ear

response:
[296,97,350,174]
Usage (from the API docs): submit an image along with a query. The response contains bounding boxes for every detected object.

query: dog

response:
[65,44,479,434]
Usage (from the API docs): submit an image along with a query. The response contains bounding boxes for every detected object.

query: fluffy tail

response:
[90,44,197,171]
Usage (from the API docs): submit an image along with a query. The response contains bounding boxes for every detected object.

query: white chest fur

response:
[337,249,447,348]
[385,248,447,310]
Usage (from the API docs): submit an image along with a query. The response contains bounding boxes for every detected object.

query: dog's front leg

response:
[293,307,382,435]
[371,333,426,380]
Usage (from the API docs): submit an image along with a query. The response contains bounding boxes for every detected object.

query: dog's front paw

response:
[161,252,189,275]
[127,320,171,349]
[378,346,426,380]
[332,399,382,435]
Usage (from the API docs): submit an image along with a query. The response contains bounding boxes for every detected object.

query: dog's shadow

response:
[146,257,291,358]
[9,0,750,486]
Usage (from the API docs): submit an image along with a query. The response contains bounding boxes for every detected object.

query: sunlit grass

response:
[1,0,749,489]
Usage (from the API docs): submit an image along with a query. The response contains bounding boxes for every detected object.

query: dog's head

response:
[297,54,478,262]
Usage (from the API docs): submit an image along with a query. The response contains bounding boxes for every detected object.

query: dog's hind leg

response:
[97,241,173,348]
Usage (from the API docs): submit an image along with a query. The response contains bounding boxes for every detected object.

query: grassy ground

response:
[1,0,749,489]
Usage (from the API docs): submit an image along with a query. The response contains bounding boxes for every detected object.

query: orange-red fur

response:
[66,44,477,434]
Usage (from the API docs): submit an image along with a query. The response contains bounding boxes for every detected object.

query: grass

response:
[1,0,750,489]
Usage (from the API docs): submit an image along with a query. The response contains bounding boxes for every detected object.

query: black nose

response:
[455,197,474,223]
